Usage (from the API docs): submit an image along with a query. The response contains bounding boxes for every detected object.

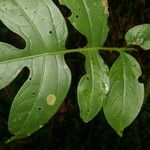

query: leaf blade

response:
[0,0,71,142]
[60,0,110,122]
[77,51,109,122]
[60,0,109,46]
[103,52,144,135]
[7,55,71,142]
[0,0,67,51]
[125,24,150,50]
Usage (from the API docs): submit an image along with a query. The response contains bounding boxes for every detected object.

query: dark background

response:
[0,0,150,149]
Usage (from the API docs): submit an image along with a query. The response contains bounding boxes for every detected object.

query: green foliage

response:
[0,0,71,142]
[125,24,150,50]
[0,0,148,143]
[103,52,144,136]
[60,0,109,122]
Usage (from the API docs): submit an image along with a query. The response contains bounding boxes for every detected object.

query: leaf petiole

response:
[47,47,136,55]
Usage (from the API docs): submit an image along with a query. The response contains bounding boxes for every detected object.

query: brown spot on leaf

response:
[46,94,56,105]
[102,0,109,15]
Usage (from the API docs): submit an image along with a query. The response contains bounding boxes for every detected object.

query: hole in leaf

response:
[76,15,79,18]
[138,75,144,83]
[32,92,36,96]
[86,76,90,80]
[0,21,26,49]
[38,108,42,110]
[49,31,52,34]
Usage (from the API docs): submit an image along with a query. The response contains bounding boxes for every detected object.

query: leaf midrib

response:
[82,0,94,45]
[121,53,126,127]
[0,52,50,64]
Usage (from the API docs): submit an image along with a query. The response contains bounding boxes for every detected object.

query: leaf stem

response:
[0,47,136,64]
[49,47,136,55]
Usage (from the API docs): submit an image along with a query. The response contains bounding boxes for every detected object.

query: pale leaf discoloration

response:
[102,0,109,15]
[46,94,56,105]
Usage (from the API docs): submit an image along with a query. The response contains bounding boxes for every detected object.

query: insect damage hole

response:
[38,107,42,110]
[46,94,56,105]
[76,15,79,18]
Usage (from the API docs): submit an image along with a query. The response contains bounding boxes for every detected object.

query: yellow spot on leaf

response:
[46,94,56,105]
[39,125,43,128]
[102,0,109,15]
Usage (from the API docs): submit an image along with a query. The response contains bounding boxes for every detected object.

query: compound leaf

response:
[0,0,71,142]
[103,52,144,136]
[60,0,110,122]
[125,24,150,50]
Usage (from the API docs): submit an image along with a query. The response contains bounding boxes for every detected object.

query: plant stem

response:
[0,47,136,64]
[49,47,136,55]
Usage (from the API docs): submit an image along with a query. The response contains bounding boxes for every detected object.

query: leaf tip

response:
[5,136,19,144]
[116,130,123,137]
[82,118,90,123]
[80,113,90,123]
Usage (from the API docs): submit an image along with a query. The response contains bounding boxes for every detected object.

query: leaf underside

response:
[125,24,150,50]
[60,0,110,122]
[0,0,145,143]
[103,52,144,136]
[0,0,71,142]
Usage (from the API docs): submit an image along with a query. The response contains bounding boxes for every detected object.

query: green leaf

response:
[60,0,109,122]
[0,0,71,142]
[77,51,109,122]
[125,24,150,50]
[103,52,144,136]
